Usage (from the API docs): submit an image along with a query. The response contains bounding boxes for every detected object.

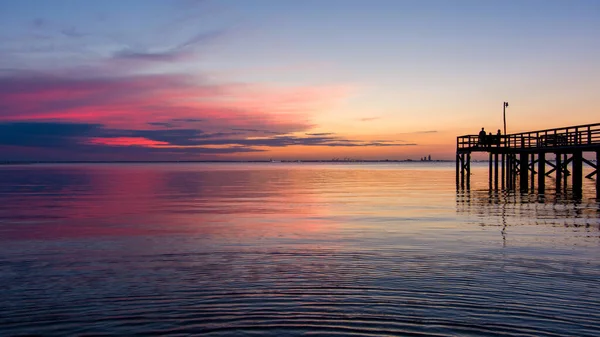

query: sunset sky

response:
[1,0,599,161]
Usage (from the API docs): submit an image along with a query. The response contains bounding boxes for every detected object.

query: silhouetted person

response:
[488,132,493,147]
[496,129,502,146]
[478,127,486,147]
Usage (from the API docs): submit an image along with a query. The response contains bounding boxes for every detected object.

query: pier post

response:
[506,154,511,190]
[494,153,499,190]
[489,152,493,189]
[573,150,583,197]
[563,154,569,190]
[520,153,528,192]
[456,154,460,188]
[511,154,516,190]
[513,153,522,190]
[501,153,505,190]
[459,154,465,188]
[513,153,523,190]
[538,152,545,194]
[466,153,471,189]
[508,154,512,190]
[530,154,535,191]
[597,151,600,199]
[556,153,562,192]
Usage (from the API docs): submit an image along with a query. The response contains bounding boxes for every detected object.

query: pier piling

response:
[494,153,499,190]
[520,153,528,193]
[597,151,600,199]
[573,151,583,197]
[538,152,545,194]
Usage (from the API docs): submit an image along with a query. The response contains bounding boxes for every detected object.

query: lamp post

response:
[503,101,509,135]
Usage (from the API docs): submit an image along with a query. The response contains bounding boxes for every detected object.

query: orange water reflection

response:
[0,163,343,242]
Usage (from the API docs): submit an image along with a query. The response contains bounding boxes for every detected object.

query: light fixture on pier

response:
[503,102,509,135]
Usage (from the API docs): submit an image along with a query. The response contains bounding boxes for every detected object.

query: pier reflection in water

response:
[457,189,600,248]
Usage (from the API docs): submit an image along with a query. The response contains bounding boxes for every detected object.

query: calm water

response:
[1,162,599,336]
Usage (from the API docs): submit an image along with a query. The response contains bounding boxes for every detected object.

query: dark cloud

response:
[172,118,203,123]
[305,132,334,136]
[32,18,46,29]
[112,30,223,62]
[359,117,380,122]
[195,132,243,139]
[231,128,282,135]
[0,122,415,161]
[148,122,174,128]
[112,49,188,62]
[61,27,85,38]
[179,30,223,49]
[0,122,101,147]
[0,122,263,160]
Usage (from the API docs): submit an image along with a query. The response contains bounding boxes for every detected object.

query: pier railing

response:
[457,122,600,151]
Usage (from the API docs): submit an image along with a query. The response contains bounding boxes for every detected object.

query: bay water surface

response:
[1,162,599,336]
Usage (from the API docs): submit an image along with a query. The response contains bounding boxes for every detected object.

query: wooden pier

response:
[456,122,600,198]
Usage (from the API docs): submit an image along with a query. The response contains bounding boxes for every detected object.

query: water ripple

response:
[1,163,599,336]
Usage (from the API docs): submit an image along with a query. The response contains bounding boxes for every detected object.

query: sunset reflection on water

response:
[1,163,599,336]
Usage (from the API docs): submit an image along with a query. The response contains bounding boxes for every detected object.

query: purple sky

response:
[1,0,599,160]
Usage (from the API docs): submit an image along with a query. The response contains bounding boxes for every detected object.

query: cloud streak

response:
[111,29,225,63]
[0,121,416,161]
[359,117,380,122]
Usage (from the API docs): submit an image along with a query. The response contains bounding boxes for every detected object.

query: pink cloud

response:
[0,71,350,134]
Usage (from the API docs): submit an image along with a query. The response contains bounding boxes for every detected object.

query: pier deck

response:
[456,122,600,198]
